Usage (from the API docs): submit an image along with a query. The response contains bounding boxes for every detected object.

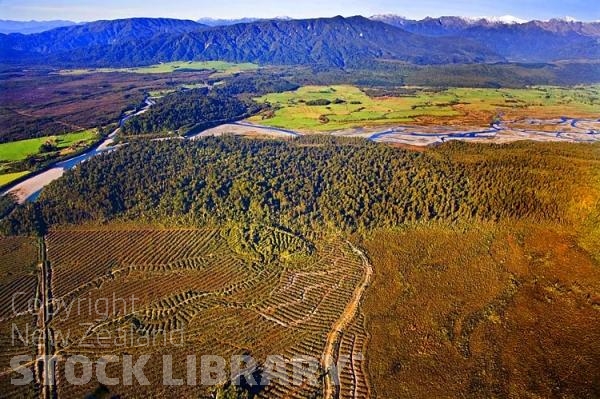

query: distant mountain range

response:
[371,15,600,62]
[0,19,77,34]
[1,15,599,68]
[371,15,600,34]
[196,18,261,26]
[0,16,501,67]
[2,18,203,55]
[196,17,292,26]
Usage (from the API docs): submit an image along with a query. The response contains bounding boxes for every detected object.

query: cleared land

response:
[0,129,98,162]
[0,226,371,398]
[0,236,40,398]
[59,61,259,76]
[0,68,214,143]
[0,171,29,187]
[249,85,600,132]
[0,129,99,189]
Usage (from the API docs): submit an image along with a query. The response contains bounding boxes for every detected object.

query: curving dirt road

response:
[321,241,373,399]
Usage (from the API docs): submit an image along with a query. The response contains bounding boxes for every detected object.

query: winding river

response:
[3,109,598,204]
[3,99,155,203]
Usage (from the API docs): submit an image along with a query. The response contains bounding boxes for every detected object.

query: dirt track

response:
[321,241,373,399]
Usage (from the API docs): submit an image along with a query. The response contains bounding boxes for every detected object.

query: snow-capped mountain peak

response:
[554,16,579,22]
[473,15,529,24]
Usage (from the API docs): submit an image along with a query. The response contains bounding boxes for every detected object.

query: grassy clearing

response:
[147,89,177,97]
[0,129,98,188]
[249,85,600,132]
[250,85,449,131]
[0,171,29,186]
[60,61,259,76]
[0,129,98,162]
[148,84,212,98]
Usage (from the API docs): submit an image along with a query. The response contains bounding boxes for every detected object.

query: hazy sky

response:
[1,0,598,22]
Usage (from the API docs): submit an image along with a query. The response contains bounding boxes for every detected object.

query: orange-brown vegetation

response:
[362,221,600,398]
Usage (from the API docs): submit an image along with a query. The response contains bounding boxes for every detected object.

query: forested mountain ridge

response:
[0,19,77,34]
[3,15,600,67]
[1,16,503,67]
[1,18,205,56]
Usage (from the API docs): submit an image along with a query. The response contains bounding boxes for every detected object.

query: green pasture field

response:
[0,171,30,187]
[0,129,98,162]
[60,61,259,75]
[248,85,600,132]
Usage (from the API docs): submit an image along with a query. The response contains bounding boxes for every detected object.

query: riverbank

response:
[3,111,598,204]
[2,99,155,203]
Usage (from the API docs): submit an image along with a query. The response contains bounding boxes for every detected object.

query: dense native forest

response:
[121,76,298,135]
[3,136,598,238]
[122,89,251,134]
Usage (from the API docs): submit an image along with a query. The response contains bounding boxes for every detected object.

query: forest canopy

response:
[121,76,298,135]
[3,137,598,236]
